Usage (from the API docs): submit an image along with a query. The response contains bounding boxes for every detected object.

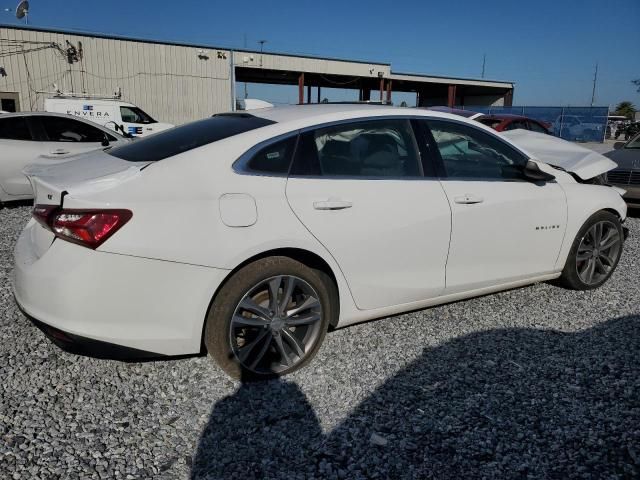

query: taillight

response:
[32,205,132,249]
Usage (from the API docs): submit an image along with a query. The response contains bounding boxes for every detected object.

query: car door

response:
[286,117,452,310]
[0,115,43,196]
[35,115,115,159]
[420,119,567,294]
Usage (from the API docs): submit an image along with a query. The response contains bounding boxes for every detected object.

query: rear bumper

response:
[22,309,163,360]
[13,222,230,358]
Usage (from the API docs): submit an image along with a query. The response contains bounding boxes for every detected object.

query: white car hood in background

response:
[500,129,617,180]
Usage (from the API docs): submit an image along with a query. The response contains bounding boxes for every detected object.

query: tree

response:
[633,79,640,92]
[615,101,636,119]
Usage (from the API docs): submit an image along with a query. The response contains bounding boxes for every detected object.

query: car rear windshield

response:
[107,113,276,162]
[478,118,503,129]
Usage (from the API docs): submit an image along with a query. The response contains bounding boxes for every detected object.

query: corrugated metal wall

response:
[0,27,233,125]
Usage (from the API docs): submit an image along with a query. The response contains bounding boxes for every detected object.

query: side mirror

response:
[523,160,555,182]
[101,134,110,147]
[613,142,625,150]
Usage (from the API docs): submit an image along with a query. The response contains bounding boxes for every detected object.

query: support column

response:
[317,86,321,103]
[307,84,312,104]
[504,89,513,107]
[379,78,384,102]
[386,80,392,104]
[298,73,305,105]
[362,89,371,101]
[447,85,457,107]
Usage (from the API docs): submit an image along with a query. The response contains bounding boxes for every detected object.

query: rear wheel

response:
[205,256,335,380]
[556,211,623,290]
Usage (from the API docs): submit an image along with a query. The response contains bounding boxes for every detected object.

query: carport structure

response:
[233,50,514,107]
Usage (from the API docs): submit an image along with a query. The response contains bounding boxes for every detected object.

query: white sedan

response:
[0,112,130,204]
[13,105,628,379]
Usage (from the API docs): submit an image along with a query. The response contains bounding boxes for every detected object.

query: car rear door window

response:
[291,119,422,178]
[39,116,112,142]
[0,117,32,140]
[424,119,528,180]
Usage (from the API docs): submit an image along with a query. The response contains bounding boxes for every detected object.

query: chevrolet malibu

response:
[14,105,628,379]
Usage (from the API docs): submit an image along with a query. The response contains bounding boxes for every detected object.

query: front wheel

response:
[556,211,624,290]
[205,256,335,380]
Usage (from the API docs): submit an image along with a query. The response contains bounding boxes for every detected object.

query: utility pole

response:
[243,34,248,99]
[258,40,266,67]
[481,54,486,79]
[590,62,598,107]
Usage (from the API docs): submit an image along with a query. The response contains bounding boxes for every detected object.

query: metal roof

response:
[0,23,390,66]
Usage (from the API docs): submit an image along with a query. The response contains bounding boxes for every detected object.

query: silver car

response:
[0,112,131,204]
[605,132,640,207]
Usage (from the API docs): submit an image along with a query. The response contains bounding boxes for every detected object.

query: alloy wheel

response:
[229,275,324,375]
[576,220,621,285]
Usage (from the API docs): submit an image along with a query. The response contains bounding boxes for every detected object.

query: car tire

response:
[204,256,335,380]
[556,211,624,290]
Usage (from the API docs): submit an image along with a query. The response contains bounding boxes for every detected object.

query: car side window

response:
[528,121,548,134]
[120,106,154,124]
[244,136,297,175]
[291,119,422,178]
[0,117,32,140]
[425,120,528,180]
[505,120,528,131]
[39,116,112,143]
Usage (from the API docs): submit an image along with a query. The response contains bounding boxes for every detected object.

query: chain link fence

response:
[457,106,609,143]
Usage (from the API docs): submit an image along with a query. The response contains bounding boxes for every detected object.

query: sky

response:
[1,0,639,108]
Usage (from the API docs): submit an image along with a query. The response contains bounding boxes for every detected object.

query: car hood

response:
[604,148,640,170]
[500,129,617,180]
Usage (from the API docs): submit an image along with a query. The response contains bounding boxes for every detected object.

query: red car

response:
[477,114,552,134]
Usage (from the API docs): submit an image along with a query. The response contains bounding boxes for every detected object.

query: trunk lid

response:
[24,149,151,207]
[500,129,617,180]
[23,150,150,258]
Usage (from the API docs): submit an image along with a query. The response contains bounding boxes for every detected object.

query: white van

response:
[44,97,174,138]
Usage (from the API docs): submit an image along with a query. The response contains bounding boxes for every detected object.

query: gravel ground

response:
[1,204,639,479]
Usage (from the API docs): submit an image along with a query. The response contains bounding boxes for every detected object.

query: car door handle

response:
[313,199,353,210]
[454,194,484,205]
[50,149,70,155]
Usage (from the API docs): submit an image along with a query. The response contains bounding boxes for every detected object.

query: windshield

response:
[626,133,640,149]
[107,114,276,162]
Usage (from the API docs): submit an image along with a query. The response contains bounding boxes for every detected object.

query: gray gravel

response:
[1,203,639,479]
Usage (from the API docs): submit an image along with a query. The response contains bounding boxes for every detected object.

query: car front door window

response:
[426,120,527,180]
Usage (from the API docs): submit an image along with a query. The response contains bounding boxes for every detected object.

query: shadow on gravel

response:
[0,200,32,210]
[191,315,640,479]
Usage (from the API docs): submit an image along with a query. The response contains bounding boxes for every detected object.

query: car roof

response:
[247,103,468,127]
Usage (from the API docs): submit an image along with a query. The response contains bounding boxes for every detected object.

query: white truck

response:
[44,97,174,138]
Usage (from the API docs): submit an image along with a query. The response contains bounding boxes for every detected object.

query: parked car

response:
[14,105,627,379]
[44,97,174,138]
[0,112,131,203]
[604,132,640,207]
[477,113,552,134]
[553,115,604,142]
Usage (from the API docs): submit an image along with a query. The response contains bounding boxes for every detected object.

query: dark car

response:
[477,114,552,134]
[605,132,640,207]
